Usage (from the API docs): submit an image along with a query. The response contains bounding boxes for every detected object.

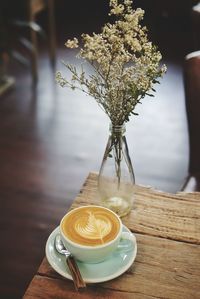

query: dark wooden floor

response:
[0,3,196,298]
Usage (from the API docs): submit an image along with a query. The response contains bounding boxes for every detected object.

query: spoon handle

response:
[66,255,86,291]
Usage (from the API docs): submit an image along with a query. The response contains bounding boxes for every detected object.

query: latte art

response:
[75,212,112,242]
[61,206,120,246]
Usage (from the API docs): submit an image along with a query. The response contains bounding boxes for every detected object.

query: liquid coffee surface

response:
[61,206,120,246]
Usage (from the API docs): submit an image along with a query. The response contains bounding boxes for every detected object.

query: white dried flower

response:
[56,0,167,126]
[65,38,79,48]
[110,4,124,15]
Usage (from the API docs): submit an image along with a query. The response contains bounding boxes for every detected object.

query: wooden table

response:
[23,172,200,299]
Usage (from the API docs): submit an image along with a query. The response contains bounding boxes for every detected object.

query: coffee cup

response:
[60,205,136,263]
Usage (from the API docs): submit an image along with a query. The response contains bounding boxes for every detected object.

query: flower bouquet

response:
[56,0,166,216]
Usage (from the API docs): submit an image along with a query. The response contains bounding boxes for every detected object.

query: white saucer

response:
[45,225,137,283]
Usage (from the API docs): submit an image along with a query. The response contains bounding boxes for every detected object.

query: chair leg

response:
[30,27,38,83]
[47,0,56,68]
[28,0,39,83]
[28,0,56,82]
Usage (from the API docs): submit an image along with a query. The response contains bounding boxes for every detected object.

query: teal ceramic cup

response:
[60,205,136,263]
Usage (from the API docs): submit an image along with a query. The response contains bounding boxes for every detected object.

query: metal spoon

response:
[55,234,71,257]
[54,234,86,291]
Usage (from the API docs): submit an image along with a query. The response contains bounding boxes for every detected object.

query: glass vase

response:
[98,123,135,217]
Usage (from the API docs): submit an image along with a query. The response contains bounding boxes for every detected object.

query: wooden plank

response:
[70,172,200,245]
[24,234,200,299]
[23,172,200,298]
[23,275,144,299]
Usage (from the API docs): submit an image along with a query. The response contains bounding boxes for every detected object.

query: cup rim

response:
[60,205,122,249]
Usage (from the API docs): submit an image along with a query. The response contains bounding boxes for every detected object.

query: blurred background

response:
[0,0,199,298]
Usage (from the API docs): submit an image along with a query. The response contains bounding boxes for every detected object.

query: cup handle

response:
[117,231,136,252]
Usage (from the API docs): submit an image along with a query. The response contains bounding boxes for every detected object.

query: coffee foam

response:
[75,211,112,241]
[61,206,120,246]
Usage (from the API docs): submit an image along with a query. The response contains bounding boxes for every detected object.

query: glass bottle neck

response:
[109,123,126,136]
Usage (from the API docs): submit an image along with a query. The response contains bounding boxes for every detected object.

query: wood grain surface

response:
[23,173,200,299]
[71,173,200,245]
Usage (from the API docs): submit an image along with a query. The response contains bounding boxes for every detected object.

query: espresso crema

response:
[61,206,120,246]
